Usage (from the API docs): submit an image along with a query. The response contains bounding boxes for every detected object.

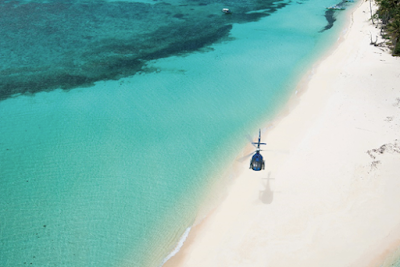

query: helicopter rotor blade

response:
[263,149,289,154]
[237,151,255,162]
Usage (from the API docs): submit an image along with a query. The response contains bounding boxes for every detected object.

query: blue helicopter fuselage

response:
[250,151,264,171]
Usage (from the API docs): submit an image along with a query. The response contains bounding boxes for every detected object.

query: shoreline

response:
[162,1,361,265]
[163,1,400,266]
[162,5,361,266]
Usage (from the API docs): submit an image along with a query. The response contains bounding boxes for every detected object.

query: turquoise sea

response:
[0,0,358,266]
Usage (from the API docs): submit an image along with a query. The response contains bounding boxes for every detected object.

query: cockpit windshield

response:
[252,161,262,170]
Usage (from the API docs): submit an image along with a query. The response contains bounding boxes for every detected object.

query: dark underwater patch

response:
[0,0,290,100]
[320,0,351,32]
[321,9,337,32]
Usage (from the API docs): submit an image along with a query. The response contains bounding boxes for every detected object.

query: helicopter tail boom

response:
[252,129,266,149]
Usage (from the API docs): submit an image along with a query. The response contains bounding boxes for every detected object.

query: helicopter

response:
[249,129,266,171]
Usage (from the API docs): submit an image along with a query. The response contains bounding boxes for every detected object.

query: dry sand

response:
[164,1,400,266]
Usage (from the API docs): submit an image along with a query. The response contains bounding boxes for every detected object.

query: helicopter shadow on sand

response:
[259,172,275,205]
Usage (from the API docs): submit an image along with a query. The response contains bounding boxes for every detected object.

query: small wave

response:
[160,227,191,266]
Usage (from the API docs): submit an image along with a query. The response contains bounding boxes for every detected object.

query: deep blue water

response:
[0,0,355,266]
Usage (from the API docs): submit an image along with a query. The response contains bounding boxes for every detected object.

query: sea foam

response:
[160,227,192,266]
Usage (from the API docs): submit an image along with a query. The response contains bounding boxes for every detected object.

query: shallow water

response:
[0,0,354,266]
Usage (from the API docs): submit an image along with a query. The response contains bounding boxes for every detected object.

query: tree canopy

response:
[374,0,400,55]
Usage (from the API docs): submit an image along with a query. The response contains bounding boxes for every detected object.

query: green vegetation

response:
[374,0,400,55]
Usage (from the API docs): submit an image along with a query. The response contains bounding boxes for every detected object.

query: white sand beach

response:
[164,1,400,266]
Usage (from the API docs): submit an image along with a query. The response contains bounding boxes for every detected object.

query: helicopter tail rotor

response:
[252,129,266,149]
